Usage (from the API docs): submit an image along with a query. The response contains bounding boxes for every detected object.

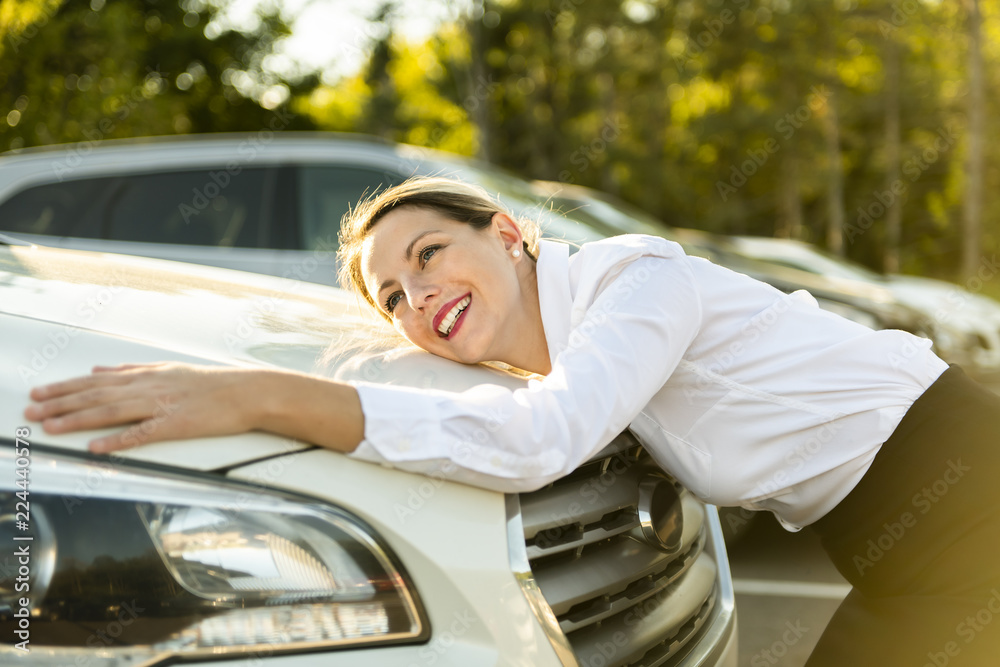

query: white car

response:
[0,133,603,287]
[0,239,737,666]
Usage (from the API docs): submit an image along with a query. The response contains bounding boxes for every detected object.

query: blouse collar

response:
[535,239,573,369]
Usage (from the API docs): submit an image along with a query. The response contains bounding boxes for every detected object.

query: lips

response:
[434,294,471,338]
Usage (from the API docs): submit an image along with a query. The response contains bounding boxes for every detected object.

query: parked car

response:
[0,239,737,666]
[0,133,603,287]
[530,180,989,372]
[718,236,1000,375]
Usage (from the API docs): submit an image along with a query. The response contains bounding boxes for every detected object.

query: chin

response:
[441,343,488,366]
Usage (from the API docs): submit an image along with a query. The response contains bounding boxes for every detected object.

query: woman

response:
[24,177,1000,665]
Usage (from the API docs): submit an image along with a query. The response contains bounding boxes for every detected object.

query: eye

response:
[384,292,402,314]
[418,244,440,265]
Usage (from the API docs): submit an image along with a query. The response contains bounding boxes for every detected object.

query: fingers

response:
[37,397,152,435]
[25,364,178,433]
[26,383,131,420]
[23,362,241,455]
[88,418,168,454]
[93,363,166,373]
[29,369,137,402]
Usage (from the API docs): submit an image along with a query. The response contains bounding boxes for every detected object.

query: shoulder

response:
[555,234,698,305]
[581,233,685,256]
[568,234,686,270]
[566,234,689,280]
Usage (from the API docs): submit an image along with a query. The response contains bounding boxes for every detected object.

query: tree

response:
[0,0,316,153]
[962,0,985,280]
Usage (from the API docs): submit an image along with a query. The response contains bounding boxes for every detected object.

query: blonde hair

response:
[336,176,541,323]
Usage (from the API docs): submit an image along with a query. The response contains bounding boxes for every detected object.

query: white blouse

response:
[347,234,947,530]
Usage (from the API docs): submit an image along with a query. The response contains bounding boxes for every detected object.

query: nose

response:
[401,276,439,312]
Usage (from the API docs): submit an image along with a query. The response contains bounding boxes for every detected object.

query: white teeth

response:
[438,296,471,336]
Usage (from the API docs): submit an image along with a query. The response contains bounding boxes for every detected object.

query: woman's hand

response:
[24,362,265,453]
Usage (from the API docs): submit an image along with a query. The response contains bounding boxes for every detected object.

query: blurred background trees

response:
[2,0,998,281]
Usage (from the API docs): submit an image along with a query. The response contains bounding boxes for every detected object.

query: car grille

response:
[517,431,718,667]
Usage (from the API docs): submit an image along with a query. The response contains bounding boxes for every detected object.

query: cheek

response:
[396,317,432,348]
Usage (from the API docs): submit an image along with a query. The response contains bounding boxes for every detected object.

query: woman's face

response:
[360,206,530,366]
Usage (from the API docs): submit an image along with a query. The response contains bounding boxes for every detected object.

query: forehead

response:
[359,207,458,292]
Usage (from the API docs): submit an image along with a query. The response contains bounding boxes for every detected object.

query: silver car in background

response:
[0,133,603,286]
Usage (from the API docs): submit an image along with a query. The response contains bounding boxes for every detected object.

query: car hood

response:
[0,243,526,470]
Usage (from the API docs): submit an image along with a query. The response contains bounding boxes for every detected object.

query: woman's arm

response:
[346,246,703,493]
[23,362,364,454]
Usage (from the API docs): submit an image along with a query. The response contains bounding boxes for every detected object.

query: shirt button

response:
[398,437,411,452]
[491,456,502,468]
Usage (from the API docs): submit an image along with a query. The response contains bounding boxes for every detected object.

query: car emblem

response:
[637,474,684,555]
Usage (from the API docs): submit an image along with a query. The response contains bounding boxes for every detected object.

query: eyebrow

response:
[375,230,441,301]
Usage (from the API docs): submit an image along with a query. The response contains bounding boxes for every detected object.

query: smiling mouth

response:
[437,295,471,337]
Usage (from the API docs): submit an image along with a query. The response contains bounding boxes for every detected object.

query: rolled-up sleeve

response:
[347,247,703,492]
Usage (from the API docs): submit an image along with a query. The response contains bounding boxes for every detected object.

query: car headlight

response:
[0,444,427,665]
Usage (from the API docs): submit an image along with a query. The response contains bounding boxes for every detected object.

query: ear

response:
[491,212,524,254]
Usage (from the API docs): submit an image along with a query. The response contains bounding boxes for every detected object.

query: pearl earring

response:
[512,249,521,258]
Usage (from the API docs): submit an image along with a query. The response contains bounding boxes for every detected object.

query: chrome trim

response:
[674,505,738,667]
[637,473,684,555]
[509,431,736,667]
[505,493,580,667]
[568,554,718,666]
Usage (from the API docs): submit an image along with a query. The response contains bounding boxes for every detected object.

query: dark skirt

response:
[805,365,1000,666]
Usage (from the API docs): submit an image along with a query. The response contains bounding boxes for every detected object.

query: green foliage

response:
[0,0,316,152]
[300,0,997,279]
[2,0,995,279]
